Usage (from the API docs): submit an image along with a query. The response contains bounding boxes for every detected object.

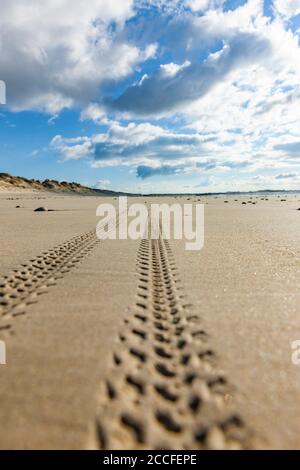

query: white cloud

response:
[274,0,300,20]
[51,135,92,160]
[160,61,191,78]
[108,32,272,115]
[186,0,225,13]
[51,120,255,180]
[0,0,157,113]
[4,0,300,190]
[51,121,209,164]
[80,104,108,125]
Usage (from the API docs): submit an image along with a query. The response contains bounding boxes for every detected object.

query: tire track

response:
[0,210,125,335]
[94,233,255,450]
[0,230,99,334]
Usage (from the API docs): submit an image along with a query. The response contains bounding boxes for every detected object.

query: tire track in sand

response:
[94,232,256,450]
[0,211,125,335]
[0,230,99,334]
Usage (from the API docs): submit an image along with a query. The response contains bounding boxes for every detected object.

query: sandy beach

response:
[0,192,299,449]
[2,0,300,458]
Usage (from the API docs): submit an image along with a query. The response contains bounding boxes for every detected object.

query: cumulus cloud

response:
[107,33,271,115]
[0,0,158,113]
[186,0,225,12]
[51,135,93,160]
[80,103,109,125]
[4,0,300,190]
[51,118,256,184]
[136,0,225,14]
[274,0,300,20]
[51,122,211,164]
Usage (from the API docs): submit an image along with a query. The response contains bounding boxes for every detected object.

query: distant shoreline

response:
[1,171,299,197]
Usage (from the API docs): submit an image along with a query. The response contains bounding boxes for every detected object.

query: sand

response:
[0,191,300,449]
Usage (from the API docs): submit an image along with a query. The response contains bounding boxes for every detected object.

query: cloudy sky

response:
[1,0,300,193]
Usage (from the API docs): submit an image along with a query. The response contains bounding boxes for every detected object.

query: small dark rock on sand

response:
[34,207,48,212]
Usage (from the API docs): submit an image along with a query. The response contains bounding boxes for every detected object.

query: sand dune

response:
[0,172,126,196]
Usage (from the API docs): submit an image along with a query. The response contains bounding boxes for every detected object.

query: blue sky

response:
[1,0,300,193]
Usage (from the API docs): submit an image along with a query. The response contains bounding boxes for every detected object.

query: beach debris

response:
[15,205,20,208]
[34,207,48,212]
